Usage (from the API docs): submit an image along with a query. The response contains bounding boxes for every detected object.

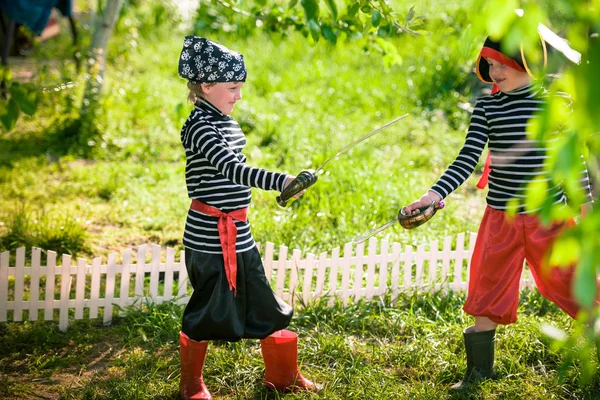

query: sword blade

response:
[352,218,397,244]
[315,114,409,174]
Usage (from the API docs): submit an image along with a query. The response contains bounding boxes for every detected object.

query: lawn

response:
[0,0,598,399]
[1,290,599,400]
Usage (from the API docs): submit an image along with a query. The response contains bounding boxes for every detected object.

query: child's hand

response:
[403,191,442,215]
[284,175,306,199]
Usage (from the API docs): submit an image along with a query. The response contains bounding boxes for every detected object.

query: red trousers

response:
[463,206,590,325]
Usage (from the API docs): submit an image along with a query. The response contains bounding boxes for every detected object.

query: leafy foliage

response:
[192,0,428,68]
[0,68,38,132]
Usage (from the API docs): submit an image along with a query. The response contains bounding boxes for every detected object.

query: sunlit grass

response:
[1,25,486,257]
[0,290,598,399]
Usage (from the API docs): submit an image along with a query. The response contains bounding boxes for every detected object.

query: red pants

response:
[463,206,588,325]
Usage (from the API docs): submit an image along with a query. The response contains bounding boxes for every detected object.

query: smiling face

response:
[486,58,532,92]
[201,82,244,115]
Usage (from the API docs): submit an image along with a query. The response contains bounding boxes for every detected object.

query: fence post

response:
[365,238,377,300]
[353,242,365,301]
[89,257,101,319]
[150,244,160,301]
[391,242,402,301]
[164,247,175,301]
[328,247,340,306]
[428,240,439,287]
[177,250,189,303]
[453,233,465,290]
[30,248,41,321]
[441,236,452,290]
[44,251,57,321]
[401,244,412,291]
[0,250,8,322]
[378,239,389,298]
[289,249,301,305]
[275,245,288,300]
[119,249,132,314]
[302,253,315,304]
[340,242,353,305]
[104,253,117,325]
[58,254,72,332]
[263,242,274,282]
[74,258,87,320]
[315,251,328,298]
[135,245,147,301]
[14,247,25,321]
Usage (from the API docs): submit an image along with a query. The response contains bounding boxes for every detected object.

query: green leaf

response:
[574,252,597,308]
[360,4,371,14]
[289,0,298,8]
[301,0,319,21]
[405,6,415,23]
[371,10,381,27]
[549,235,580,267]
[324,0,338,21]
[348,2,359,17]
[485,0,518,38]
[525,177,548,212]
[11,83,37,116]
[322,25,337,44]
[307,19,321,41]
[0,98,20,132]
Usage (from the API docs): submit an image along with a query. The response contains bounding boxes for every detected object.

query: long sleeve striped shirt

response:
[181,98,288,254]
[430,84,593,213]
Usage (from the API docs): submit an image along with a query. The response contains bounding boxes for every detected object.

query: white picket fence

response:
[0,232,535,332]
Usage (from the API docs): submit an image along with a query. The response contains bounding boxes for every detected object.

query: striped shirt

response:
[431,84,593,213]
[181,98,288,254]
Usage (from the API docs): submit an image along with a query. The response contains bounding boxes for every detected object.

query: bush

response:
[0,206,90,257]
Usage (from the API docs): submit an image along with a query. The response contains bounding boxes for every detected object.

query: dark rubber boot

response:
[450,328,497,390]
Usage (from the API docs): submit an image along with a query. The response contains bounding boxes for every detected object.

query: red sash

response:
[190,199,248,295]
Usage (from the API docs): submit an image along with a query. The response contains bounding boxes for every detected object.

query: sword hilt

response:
[276,170,318,207]
[398,201,445,229]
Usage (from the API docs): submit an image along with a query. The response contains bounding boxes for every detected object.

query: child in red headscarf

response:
[403,36,595,389]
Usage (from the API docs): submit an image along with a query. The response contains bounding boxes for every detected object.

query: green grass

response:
[0,3,486,258]
[0,290,598,399]
[1,1,597,399]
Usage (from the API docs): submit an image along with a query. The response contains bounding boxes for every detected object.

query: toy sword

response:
[277,114,409,206]
[353,201,445,244]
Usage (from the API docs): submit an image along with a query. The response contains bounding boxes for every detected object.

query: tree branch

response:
[214,0,265,20]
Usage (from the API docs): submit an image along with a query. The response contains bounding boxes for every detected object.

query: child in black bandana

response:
[176,36,320,400]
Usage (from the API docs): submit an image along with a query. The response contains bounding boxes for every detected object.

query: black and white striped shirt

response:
[431,84,593,213]
[181,98,288,254]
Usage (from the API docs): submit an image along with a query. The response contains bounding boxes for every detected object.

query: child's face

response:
[485,58,531,92]
[202,82,244,115]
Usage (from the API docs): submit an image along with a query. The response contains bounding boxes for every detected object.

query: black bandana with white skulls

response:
[178,36,247,84]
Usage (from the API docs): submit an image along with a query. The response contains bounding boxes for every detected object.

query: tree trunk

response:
[81,0,125,114]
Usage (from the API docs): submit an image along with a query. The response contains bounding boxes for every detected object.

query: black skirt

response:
[182,246,293,342]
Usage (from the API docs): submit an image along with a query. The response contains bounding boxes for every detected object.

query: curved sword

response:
[314,113,409,174]
[277,114,409,206]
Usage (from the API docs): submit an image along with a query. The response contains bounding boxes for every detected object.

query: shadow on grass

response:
[0,134,49,167]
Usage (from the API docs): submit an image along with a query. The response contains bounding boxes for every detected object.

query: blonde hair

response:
[187,82,216,103]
